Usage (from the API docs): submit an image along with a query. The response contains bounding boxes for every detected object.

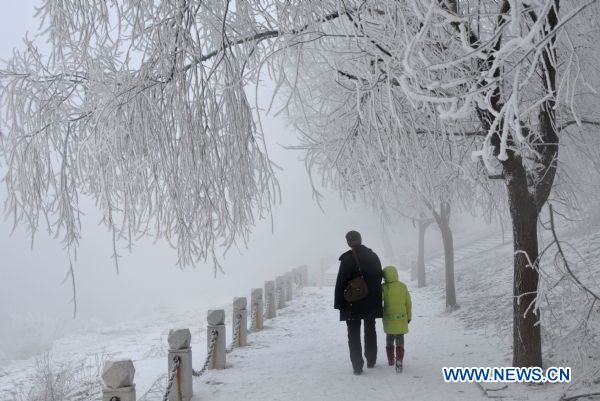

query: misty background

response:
[0,1,495,364]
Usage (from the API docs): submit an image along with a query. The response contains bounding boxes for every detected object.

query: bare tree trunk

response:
[431,202,457,309]
[439,205,457,309]
[439,0,559,370]
[504,155,542,367]
[417,218,433,288]
[503,0,558,369]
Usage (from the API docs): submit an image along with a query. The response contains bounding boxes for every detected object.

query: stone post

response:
[207,309,226,369]
[275,275,286,309]
[264,281,276,319]
[290,267,299,288]
[285,271,294,301]
[299,265,309,286]
[101,360,136,401]
[296,266,304,287]
[250,288,264,330]
[232,297,248,347]
[167,328,193,401]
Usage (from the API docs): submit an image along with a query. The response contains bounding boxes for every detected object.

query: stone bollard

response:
[101,360,136,401]
[167,328,193,401]
[296,267,304,287]
[207,309,226,369]
[304,265,309,286]
[275,275,286,309]
[285,271,294,301]
[264,280,276,319]
[294,266,303,288]
[250,288,264,330]
[232,297,248,347]
[298,265,308,287]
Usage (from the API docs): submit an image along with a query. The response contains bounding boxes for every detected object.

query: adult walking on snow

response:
[334,230,383,375]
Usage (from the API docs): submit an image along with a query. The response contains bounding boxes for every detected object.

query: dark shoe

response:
[386,346,394,366]
[367,361,375,368]
[353,368,363,375]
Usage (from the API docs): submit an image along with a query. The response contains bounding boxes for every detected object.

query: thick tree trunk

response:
[417,218,432,288]
[505,155,543,368]
[439,0,558,370]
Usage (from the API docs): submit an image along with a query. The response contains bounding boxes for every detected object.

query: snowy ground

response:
[197,286,488,401]
[195,285,584,401]
[1,223,599,401]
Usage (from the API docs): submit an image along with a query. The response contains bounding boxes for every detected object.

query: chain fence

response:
[161,356,181,401]
[99,270,306,401]
[138,330,218,400]
[226,314,243,354]
[192,329,219,377]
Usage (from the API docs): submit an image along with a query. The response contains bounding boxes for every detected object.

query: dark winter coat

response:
[334,245,384,321]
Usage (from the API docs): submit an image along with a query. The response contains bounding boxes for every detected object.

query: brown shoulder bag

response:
[343,250,369,303]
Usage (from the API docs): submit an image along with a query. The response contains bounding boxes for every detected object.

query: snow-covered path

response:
[194,284,495,401]
[5,228,596,401]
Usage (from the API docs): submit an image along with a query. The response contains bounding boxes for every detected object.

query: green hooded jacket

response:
[382,266,412,334]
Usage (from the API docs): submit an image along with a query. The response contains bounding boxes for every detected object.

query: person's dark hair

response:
[345,230,362,248]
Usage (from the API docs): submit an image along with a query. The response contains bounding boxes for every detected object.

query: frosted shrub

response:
[10,353,106,401]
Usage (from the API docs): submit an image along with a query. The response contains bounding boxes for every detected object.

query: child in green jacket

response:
[382,265,412,372]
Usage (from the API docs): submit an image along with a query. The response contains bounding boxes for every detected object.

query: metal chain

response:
[226,313,243,353]
[192,330,219,377]
[162,355,181,401]
[249,303,258,331]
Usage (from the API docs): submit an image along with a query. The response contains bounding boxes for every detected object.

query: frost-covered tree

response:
[290,75,481,309]
[0,1,289,271]
[2,0,599,367]
[280,0,600,367]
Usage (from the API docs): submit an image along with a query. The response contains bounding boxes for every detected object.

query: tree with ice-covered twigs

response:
[279,0,600,367]
[0,1,285,281]
[288,62,485,309]
[2,0,600,368]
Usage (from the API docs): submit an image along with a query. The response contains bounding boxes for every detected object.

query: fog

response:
[0,1,494,363]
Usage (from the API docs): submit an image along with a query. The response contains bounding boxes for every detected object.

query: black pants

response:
[346,319,377,370]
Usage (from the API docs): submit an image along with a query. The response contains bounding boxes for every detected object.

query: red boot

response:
[386,346,395,366]
[395,345,405,372]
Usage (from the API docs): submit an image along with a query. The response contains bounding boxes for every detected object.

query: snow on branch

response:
[2,0,600,272]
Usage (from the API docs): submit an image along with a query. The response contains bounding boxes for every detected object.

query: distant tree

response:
[292,90,480,309]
